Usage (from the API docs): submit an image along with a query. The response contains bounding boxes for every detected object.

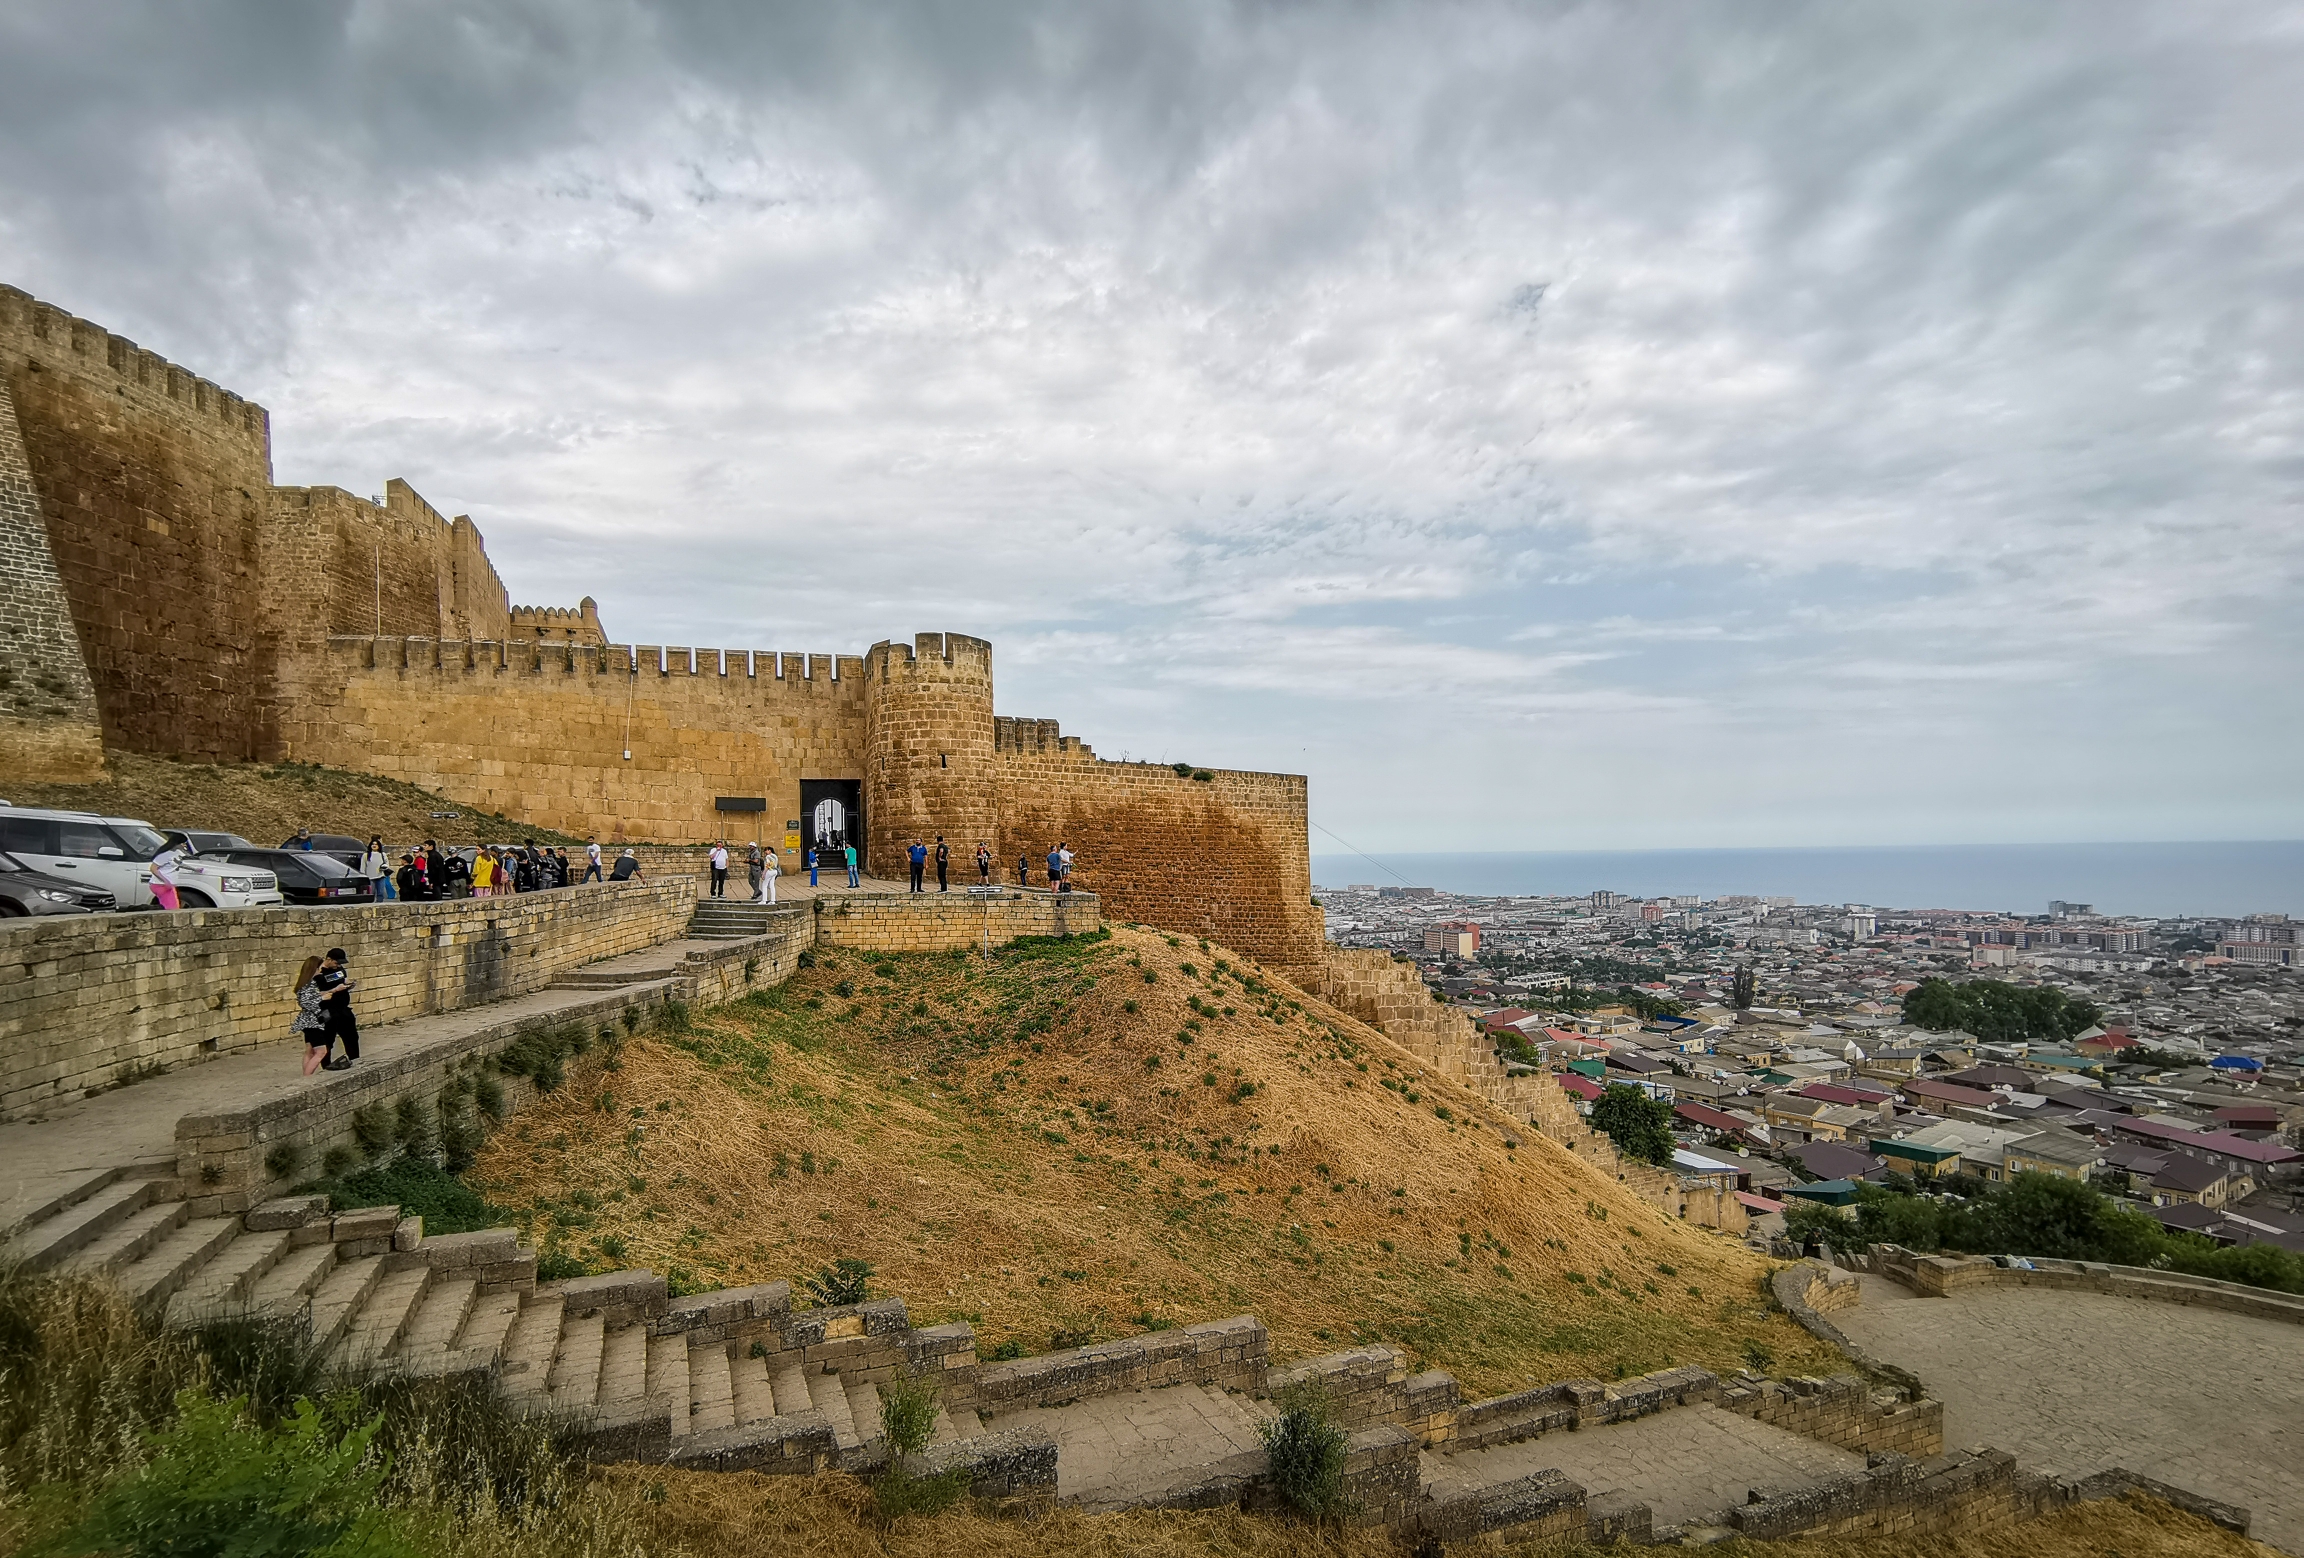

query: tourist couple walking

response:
[291,948,361,1076]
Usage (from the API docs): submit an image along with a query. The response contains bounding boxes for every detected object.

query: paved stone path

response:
[1835,1274,2303,1555]
[1422,1405,1866,1532]
[0,979,671,1235]
[992,1384,1274,1508]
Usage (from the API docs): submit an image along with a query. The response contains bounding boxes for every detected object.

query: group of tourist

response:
[899,836,1074,892]
[355,835,642,901]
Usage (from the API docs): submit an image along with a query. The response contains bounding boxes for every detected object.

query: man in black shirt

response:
[934,836,950,892]
[314,947,360,1069]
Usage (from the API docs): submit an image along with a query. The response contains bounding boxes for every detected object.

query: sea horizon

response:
[1308,840,2304,920]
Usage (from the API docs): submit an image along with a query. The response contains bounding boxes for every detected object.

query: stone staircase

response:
[1,1170,909,1475]
[688,900,795,940]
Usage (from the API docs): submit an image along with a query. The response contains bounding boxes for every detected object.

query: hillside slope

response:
[3,751,583,846]
[471,925,1834,1396]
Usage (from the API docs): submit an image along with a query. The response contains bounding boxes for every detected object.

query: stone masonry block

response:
[330,1205,400,1242]
[245,1194,328,1231]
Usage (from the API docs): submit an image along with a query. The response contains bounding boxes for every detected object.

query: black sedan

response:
[200,848,375,908]
[0,849,117,916]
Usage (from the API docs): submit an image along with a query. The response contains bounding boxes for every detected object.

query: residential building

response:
[2002,1130,2103,1181]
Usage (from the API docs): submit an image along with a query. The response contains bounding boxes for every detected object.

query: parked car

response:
[279,832,368,870]
[165,831,375,907]
[0,807,283,910]
[0,849,118,916]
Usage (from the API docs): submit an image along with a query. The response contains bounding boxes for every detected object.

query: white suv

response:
[0,806,285,910]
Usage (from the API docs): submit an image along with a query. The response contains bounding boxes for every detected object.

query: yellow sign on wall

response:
[784,832,801,852]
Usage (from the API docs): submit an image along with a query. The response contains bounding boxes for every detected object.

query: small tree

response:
[1589,1083,1676,1166]
[1731,966,1757,1011]
[1258,1390,1350,1520]
[805,1257,873,1307]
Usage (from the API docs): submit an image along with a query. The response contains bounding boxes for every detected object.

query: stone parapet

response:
[812,887,1099,953]
[975,1316,1269,1413]
[0,880,700,1118]
[1871,1244,2304,1325]
[168,982,674,1212]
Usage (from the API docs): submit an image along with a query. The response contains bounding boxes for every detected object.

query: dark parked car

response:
[0,849,118,916]
[279,832,368,870]
[165,831,375,907]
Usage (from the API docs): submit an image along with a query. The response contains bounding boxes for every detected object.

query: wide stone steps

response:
[500,1295,564,1403]
[548,1312,607,1412]
[770,1356,813,1417]
[647,1332,691,1428]
[166,1228,292,1328]
[335,1266,431,1371]
[60,1199,189,1277]
[689,903,791,939]
[808,1365,861,1451]
[246,1241,339,1320]
[7,1176,154,1270]
[309,1255,388,1354]
[688,1341,736,1435]
[119,1216,242,1314]
[731,1346,778,1423]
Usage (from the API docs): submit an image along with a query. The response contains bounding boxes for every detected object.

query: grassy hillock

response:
[473,924,1834,1395]
[3,750,584,847]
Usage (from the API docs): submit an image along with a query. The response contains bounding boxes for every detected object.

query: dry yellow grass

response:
[473,925,1836,1393]
[541,1472,2279,1558]
[5,750,581,846]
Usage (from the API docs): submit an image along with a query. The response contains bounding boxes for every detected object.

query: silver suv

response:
[0,806,284,910]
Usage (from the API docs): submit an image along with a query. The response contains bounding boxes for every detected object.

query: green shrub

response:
[472,1074,505,1121]
[804,1257,873,1308]
[391,1096,434,1160]
[657,998,690,1033]
[45,1390,419,1558]
[1258,1391,1349,1520]
[320,1146,357,1178]
[350,1105,393,1158]
[308,1158,504,1237]
[264,1143,303,1180]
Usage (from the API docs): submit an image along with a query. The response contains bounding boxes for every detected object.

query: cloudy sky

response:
[4,2,2299,853]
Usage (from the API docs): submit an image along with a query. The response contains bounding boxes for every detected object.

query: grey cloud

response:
[2,0,2298,846]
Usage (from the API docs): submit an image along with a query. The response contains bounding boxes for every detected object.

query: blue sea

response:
[1309,842,2304,919]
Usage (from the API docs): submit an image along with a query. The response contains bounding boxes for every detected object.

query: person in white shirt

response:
[360,836,393,900]
[709,841,730,898]
[756,850,779,905]
[148,841,184,910]
[583,836,603,883]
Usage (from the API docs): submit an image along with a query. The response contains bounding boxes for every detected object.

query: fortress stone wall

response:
[0,283,1324,971]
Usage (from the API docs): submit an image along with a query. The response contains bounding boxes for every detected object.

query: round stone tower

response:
[862,632,998,880]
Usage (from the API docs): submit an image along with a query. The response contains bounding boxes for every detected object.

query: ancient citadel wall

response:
[0,285,529,772]
[993,715,1323,979]
[0,373,105,780]
[862,633,999,877]
[285,636,868,843]
[0,285,274,763]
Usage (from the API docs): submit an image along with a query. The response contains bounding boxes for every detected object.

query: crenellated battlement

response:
[326,635,866,692]
[993,716,1095,759]
[867,631,993,680]
[0,284,271,456]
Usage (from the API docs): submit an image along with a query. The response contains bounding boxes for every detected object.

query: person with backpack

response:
[746,841,764,900]
[1057,841,1075,892]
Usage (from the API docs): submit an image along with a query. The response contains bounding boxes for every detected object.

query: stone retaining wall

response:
[1871,1245,2304,1325]
[0,881,698,1117]
[971,1316,1267,1414]
[812,887,1099,954]
[173,982,676,1214]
